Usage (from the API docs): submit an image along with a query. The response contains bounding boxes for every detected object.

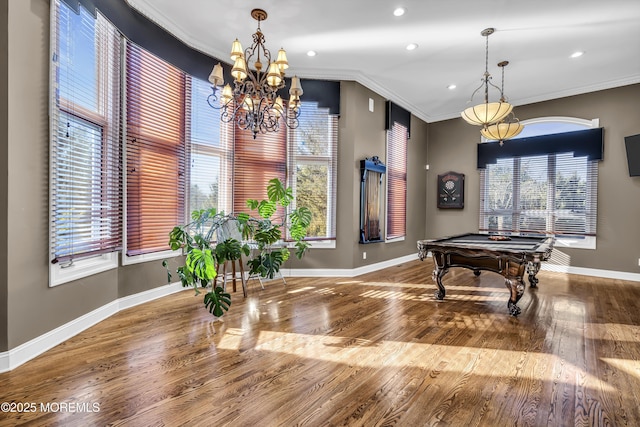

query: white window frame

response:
[288,103,338,248]
[49,1,121,285]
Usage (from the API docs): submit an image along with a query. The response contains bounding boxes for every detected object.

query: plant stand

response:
[216,259,247,298]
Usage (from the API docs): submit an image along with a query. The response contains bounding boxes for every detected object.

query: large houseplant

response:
[164,178,312,317]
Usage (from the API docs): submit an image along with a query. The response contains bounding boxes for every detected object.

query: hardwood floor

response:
[1,259,640,426]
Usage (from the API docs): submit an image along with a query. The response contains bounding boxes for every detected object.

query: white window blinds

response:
[125,42,187,256]
[386,122,408,240]
[50,0,122,263]
[480,149,598,237]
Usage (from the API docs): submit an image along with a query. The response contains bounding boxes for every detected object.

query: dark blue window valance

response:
[386,101,411,138]
[477,127,604,169]
[61,0,340,114]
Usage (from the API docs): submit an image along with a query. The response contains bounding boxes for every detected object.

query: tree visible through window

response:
[289,102,338,240]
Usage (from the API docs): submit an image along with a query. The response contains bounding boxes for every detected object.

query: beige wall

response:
[427,84,640,274]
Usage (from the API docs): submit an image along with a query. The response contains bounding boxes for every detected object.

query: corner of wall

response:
[0,0,9,352]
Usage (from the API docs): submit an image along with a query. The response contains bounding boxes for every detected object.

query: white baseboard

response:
[0,282,184,373]
[542,263,640,282]
[284,253,419,277]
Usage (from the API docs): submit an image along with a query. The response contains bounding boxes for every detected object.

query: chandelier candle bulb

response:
[276,48,289,72]
[230,39,243,61]
[208,63,224,86]
[220,84,233,104]
[267,62,283,86]
[231,56,248,81]
[274,96,284,117]
[290,76,303,97]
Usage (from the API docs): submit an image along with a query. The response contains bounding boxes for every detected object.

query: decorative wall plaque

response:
[437,171,465,209]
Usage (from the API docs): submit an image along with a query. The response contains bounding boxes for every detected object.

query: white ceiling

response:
[126,0,640,123]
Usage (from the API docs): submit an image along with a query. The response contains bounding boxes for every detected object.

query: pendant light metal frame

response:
[480,60,524,145]
[461,28,513,127]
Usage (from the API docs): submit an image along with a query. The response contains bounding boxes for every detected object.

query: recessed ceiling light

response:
[570,51,584,58]
[307,50,317,57]
[406,43,418,51]
[393,7,406,17]
[447,84,457,90]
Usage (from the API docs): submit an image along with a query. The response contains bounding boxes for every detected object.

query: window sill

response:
[50,252,119,287]
[277,240,335,250]
[385,236,406,243]
[122,249,182,266]
[554,235,596,250]
[303,240,336,249]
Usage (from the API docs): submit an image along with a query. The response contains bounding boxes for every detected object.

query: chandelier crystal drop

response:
[207,8,303,139]
[461,28,513,127]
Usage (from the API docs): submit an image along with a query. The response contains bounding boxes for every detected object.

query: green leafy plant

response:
[164,178,312,318]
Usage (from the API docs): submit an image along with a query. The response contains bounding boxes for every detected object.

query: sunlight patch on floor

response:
[357,281,510,293]
[287,286,316,294]
[359,290,509,303]
[217,327,245,349]
[601,357,640,379]
[358,281,435,290]
[216,329,613,389]
[445,294,511,302]
[585,323,640,340]
[360,290,420,300]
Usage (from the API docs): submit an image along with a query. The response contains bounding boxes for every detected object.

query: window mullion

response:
[512,158,521,233]
[547,154,557,233]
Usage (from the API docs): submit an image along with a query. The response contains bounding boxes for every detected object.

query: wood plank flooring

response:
[1,259,640,426]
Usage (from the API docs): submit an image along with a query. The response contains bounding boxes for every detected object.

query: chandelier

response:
[207,8,303,139]
[480,61,524,145]
[461,28,513,128]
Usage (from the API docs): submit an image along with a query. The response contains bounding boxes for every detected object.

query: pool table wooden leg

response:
[505,276,525,316]
[432,267,447,300]
[527,261,541,288]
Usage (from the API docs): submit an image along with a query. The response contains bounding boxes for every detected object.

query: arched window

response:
[479,117,600,249]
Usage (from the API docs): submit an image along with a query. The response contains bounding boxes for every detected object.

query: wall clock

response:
[437,171,465,209]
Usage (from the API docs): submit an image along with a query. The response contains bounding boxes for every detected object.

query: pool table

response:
[417,233,554,316]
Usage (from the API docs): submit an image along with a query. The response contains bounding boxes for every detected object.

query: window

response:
[188,77,232,214]
[479,117,600,249]
[386,122,408,240]
[288,102,339,241]
[233,126,287,216]
[124,43,187,260]
[49,0,122,285]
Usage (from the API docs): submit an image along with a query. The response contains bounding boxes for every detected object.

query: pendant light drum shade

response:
[480,120,524,141]
[461,101,512,126]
